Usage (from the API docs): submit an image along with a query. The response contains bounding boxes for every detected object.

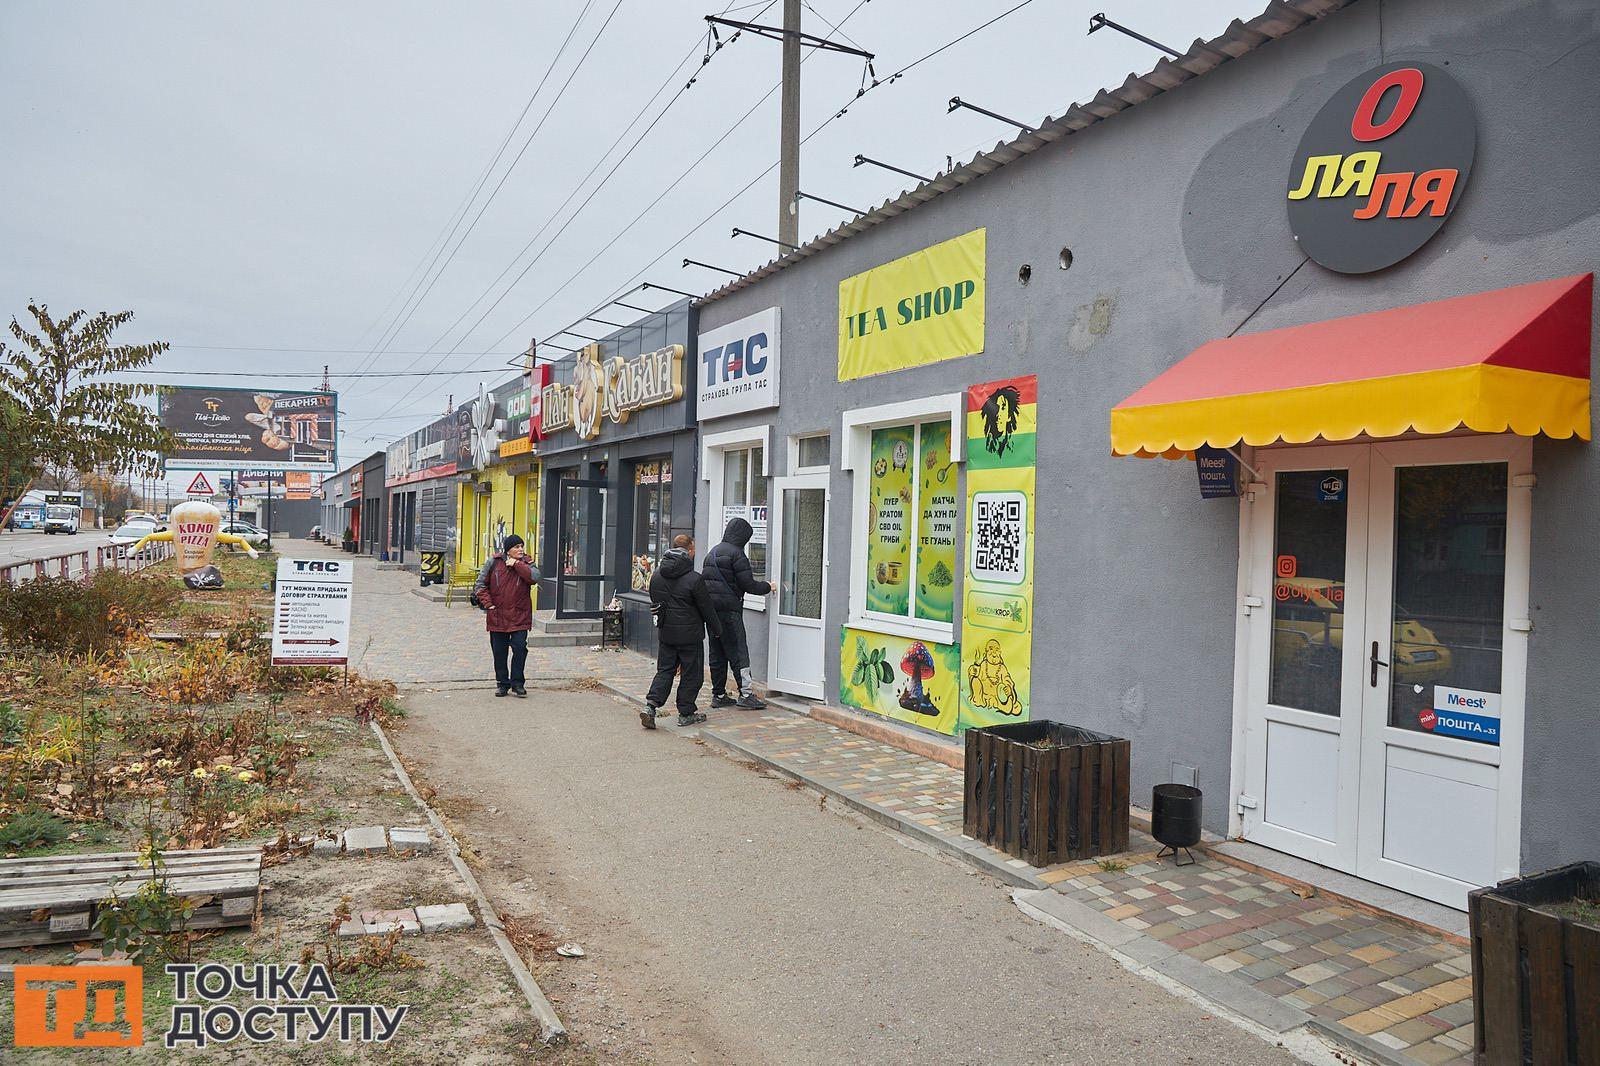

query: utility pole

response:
[704,9,871,252]
[778,0,801,249]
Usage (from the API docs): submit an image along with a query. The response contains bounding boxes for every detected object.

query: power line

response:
[113,367,510,379]
[163,344,521,355]
[346,0,603,379]
[353,1,777,429]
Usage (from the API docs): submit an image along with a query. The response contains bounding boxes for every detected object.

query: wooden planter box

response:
[963,721,1129,866]
[1469,862,1600,1065]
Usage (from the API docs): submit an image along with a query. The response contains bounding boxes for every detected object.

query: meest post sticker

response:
[1430,685,1501,744]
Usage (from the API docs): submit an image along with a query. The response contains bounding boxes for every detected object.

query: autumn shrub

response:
[0,570,179,654]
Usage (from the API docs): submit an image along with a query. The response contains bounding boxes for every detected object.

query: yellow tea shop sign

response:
[837,228,985,381]
[541,344,685,440]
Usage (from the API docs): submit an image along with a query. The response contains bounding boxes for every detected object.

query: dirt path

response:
[389,681,1300,1065]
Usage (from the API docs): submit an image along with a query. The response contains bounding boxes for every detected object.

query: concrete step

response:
[532,610,601,636]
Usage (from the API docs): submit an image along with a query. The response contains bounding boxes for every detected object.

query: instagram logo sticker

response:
[1275,555,1298,579]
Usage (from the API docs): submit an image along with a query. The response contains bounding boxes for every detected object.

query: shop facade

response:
[358,451,386,558]
[384,409,464,575]
[319,462,361,544]
[692,0,1599,908]
[535,300,697,654]
[454,376,541,586]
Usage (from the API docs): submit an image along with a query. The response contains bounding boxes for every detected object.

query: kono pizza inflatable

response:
[131,500,258,589]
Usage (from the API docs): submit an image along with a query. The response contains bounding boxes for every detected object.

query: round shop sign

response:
[1286,62,1475,274]
[1419,708,1437,731]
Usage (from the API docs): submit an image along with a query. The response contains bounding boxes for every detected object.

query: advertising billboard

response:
[161,387,338,472]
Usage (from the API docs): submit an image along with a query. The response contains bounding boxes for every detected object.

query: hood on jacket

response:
[721,517,753,548]
[656,546,694,579]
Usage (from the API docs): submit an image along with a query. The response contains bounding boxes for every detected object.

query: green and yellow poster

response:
[839,626,962,735]
[959,375,1037,731]
[838,229,985,381]
[914,420,957,623]
[865,425,913,614]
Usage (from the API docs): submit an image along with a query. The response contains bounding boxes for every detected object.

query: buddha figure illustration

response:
[967,639,1020,715]
[130,500,259,590]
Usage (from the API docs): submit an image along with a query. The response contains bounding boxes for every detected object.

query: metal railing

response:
[0,540,175,586]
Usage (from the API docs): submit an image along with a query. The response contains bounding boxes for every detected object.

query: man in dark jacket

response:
[701,516,774,709]
[644,534,722,729]
[473,534,540,698]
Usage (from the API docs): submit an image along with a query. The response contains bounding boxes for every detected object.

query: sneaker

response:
[494,687,509,698]
[735,693,767,710]
[511,686,527,698]
[676,711,708,727]
[640,705,658,730]
[710,693,738,708]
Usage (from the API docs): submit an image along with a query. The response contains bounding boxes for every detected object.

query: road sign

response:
[186,472,216,497]
[271,558,353,667]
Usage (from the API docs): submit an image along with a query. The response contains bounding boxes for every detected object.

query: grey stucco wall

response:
[693,0,1600,861]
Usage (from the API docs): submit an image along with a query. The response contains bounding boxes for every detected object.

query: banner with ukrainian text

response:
[837,229,985,381]
[959,375,1036,733]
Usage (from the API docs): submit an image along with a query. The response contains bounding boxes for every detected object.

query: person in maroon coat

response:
[472,534,540,697]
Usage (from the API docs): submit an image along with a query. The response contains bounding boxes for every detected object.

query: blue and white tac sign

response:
[1430,685,1501,744]
[697,307,780,421]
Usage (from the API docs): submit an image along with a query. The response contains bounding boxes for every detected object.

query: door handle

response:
[1370,641,1389,687]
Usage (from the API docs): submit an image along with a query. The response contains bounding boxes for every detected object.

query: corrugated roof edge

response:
[695,0,1353,306]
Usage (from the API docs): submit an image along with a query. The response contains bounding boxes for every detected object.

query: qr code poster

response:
[969,491,1028,586]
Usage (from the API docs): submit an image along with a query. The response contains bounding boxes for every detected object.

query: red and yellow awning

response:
[1111,274,1593,458]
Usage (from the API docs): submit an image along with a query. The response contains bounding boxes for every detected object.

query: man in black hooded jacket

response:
[644,534,723,729]
[701,516,774,709]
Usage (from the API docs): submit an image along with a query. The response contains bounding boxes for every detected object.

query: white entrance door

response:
[1240,436,1528,908]
[767,472,828,699]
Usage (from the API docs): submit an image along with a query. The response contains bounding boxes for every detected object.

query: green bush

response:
[0,569,180,654]
[0,808,73,849]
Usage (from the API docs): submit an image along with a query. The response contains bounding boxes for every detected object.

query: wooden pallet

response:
[0,847,262,948]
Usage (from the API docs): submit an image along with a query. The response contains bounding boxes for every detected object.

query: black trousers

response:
[490,630,528,689]
[708,608,751,696]
[647,640,704,713]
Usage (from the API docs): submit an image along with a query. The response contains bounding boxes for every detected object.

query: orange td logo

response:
[13,965,143,1048]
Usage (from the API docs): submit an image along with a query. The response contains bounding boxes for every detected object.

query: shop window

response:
[795,433,830,470]
[720,445,768,581]
[631,458,673,590]
[864,421,957,625]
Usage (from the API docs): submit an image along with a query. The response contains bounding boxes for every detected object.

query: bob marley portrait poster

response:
[960,375,1036,730]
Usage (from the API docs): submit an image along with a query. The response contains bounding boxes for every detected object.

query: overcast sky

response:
[2,0,1245,477]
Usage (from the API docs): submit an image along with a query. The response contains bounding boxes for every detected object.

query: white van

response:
[43,504,80,534]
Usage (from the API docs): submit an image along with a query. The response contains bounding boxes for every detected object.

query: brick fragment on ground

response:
[312,835,342,856]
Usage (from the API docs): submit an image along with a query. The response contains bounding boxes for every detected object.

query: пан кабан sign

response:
[1287,63,1475,274]
[271,558,352,666]
[698,308,780,421]
[541,344,684,440]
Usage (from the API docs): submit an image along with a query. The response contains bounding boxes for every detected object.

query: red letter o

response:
[1351,68,1424,142]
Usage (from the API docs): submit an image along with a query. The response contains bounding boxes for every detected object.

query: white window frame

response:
[788,431,832,474]
[701,425,771,612]
[841,394,964,644]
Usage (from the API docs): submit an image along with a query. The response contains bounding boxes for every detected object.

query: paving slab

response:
[342,825,388,854]
[416,902,475,933]
[389,827,432,852]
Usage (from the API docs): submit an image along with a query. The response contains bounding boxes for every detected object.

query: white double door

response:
[766,472,829,699]
[1239,436,1529,909]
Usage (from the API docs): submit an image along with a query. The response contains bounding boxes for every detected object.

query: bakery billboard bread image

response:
[159,385,338,471]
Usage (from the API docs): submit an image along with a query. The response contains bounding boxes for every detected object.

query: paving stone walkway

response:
[325,542,1476,1064]
[701,711,1475,1065]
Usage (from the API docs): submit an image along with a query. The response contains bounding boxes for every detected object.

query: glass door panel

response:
[1269,470,1350,715]
[780,487,825,619]
[556,480,609,618]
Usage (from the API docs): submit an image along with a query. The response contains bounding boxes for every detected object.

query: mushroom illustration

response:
[900,641,937,715]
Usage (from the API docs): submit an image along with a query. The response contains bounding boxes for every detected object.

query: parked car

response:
[219,520,271,549]
[108,520,159,556]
